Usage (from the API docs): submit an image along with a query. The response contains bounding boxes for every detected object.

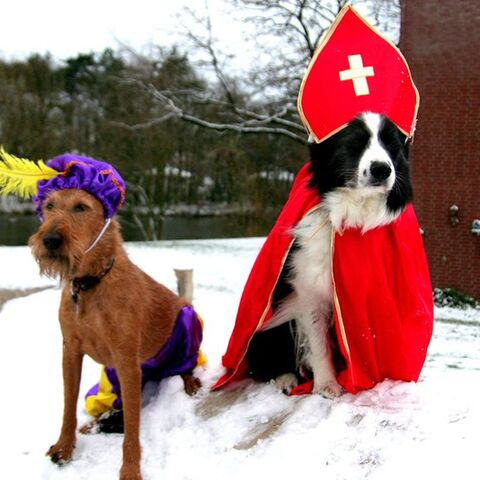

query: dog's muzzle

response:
[42,232,63,251]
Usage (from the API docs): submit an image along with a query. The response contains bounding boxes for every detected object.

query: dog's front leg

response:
[115,360,142,480]
[47,343,83,464]
[300,305,342,398]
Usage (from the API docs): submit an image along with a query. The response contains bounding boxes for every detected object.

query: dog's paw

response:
[275,373,299,395]
[79,419,99,435]
[96,409,125,434]
[313,380,343,399]
[46,440,75,465]
[182,374,202,396]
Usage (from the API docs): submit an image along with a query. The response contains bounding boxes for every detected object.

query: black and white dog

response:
[246,112,412,397]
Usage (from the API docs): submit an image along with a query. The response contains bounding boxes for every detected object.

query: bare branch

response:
[115,0,400,146]
[108,112,176,130]
[182,4,239,109]
[148,86,307,143]
[114,76,307,142]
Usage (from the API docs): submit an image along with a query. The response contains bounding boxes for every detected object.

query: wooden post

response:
[174,268,194,302]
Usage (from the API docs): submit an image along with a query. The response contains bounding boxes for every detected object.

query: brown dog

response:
[29,188,201,480]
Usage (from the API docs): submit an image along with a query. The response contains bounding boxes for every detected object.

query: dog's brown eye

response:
[45,202,54,211]
[73,203,88,213]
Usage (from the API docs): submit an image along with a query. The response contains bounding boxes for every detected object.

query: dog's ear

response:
[308,136,334,164]
[307,136,339,195]
[379,117,411,163]
[386,124,413,213]
[403,136,413,159]
[308,117,371,195]
[395,127,411,161]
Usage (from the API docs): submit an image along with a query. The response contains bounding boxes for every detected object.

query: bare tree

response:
[123,0,400,144]
[125,177,163,241]
[229,0,399,94]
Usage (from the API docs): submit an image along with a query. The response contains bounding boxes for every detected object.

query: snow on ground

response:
[0,239,479,480]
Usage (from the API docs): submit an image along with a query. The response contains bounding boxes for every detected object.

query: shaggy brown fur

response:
[29,189,201,480]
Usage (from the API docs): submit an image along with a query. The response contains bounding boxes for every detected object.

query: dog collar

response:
[71,258,115,304]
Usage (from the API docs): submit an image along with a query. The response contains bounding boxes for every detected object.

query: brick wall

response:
[400,0,480,299]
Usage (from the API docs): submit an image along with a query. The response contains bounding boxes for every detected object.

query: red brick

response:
[400,0,480,299]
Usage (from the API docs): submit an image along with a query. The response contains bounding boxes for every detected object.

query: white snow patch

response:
[0,239,479,480]
[435,305,480,324]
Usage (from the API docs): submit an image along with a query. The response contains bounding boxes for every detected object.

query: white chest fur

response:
[291,208,333,303]
[291,188,398,302]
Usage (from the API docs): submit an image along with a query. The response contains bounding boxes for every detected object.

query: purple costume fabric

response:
[85,305,203,411]
[34,154,126,219]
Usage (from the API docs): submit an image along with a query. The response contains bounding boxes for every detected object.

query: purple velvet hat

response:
[34,154,126,219]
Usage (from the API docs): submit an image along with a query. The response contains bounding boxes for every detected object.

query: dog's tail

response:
[261,292,307,371]
[262,292,299,331]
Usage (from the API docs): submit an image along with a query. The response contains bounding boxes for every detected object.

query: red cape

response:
[213,163,433,394]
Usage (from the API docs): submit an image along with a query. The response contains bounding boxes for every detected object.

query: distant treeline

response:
[0,49,307,221]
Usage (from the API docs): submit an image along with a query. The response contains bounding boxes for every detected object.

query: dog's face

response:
[308,112,412,214]
[29,189,105,279]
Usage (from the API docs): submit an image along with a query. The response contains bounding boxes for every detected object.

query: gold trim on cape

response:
[330,227,355,387]
[216,205,322,388]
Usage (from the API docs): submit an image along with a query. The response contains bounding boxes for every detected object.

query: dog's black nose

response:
[370,161,392,182]
[43,232,63,251]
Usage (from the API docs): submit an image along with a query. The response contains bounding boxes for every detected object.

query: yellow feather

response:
[0,147,58,199]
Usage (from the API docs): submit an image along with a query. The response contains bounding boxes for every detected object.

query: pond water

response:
[0,212,278,246]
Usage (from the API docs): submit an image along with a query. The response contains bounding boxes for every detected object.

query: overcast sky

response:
[0,0,235,61]
[0,0,400,85]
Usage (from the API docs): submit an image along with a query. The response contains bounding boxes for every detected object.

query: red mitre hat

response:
[298,5,419,143]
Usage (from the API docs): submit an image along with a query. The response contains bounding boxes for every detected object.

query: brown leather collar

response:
[71,258,115,304]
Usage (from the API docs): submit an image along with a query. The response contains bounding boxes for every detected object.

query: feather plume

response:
[0,147,58,199]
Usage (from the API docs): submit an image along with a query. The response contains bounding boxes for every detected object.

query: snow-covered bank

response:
[0,239,479,480]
